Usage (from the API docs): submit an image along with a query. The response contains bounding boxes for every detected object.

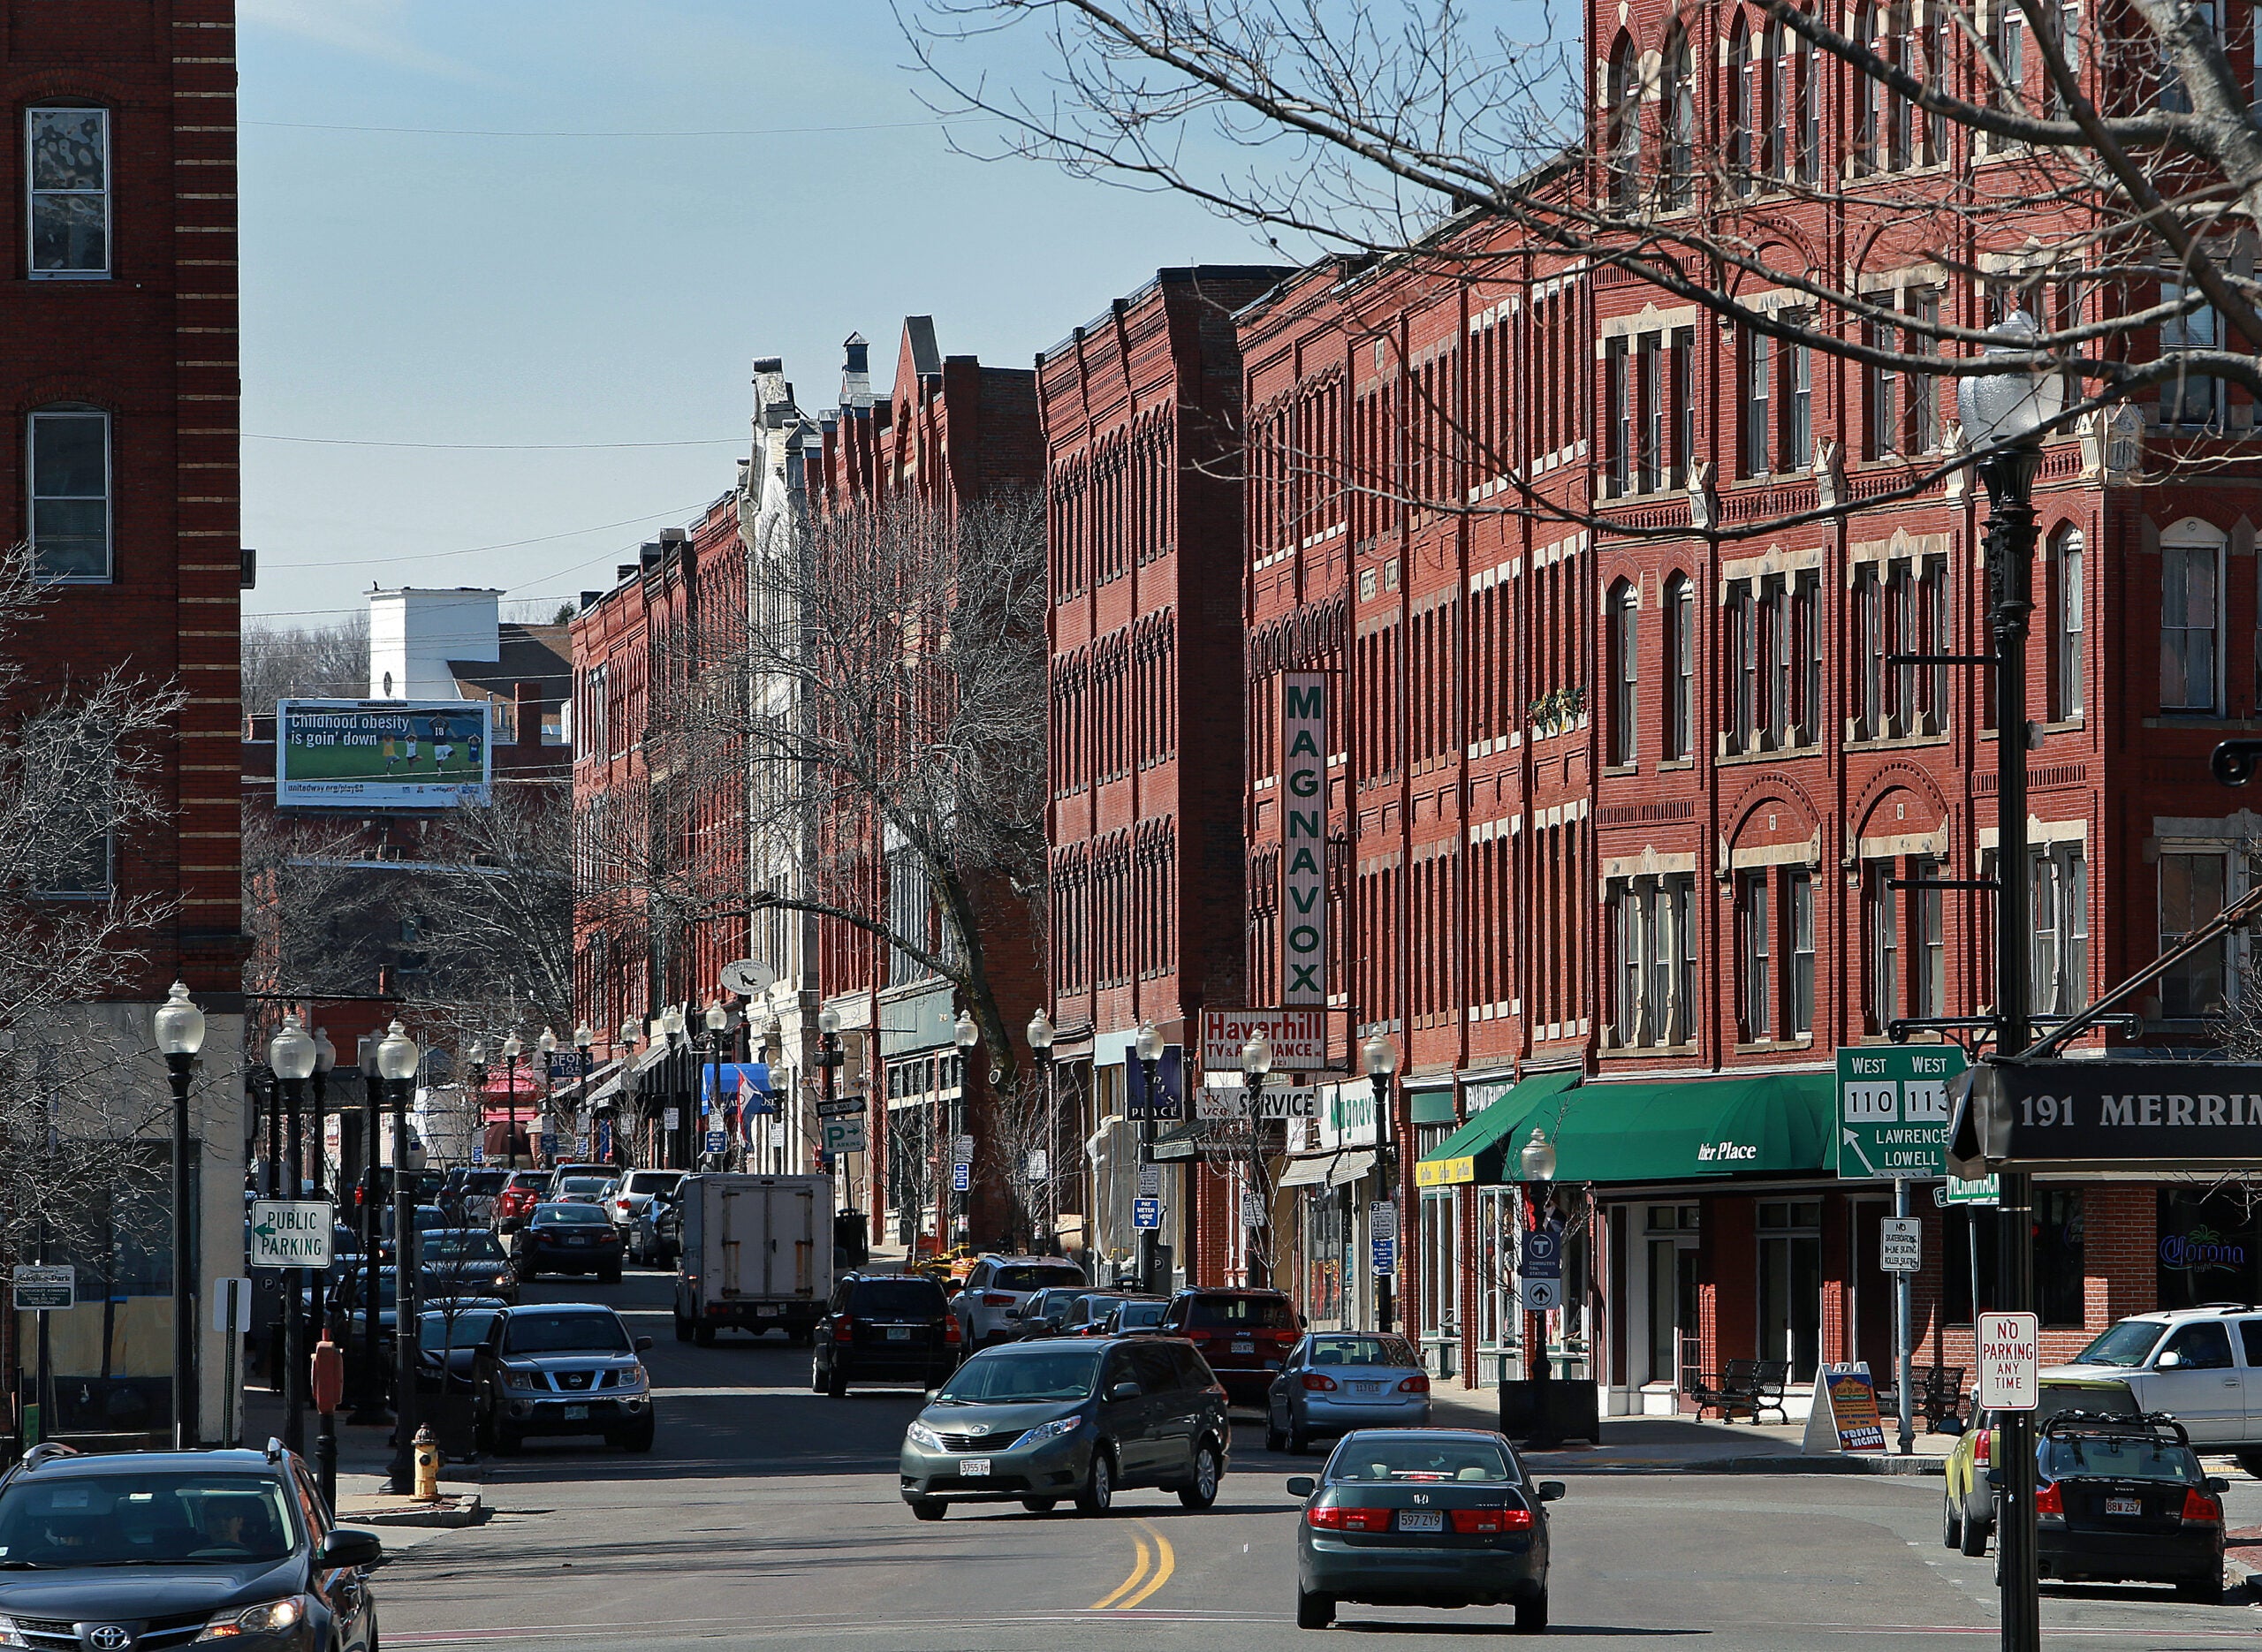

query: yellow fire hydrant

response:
[413,1425,441,1500]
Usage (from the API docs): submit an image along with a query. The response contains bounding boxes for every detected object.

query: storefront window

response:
[2158,1188,2262,1311]
[1475,1187,1515,1375]
[1420,1190,1459,1358]
[1757,1199,1821,1379]
[1307,1186,1346,1328]
[1946,1191,2087,1328]
[1644,1204,1700,1387]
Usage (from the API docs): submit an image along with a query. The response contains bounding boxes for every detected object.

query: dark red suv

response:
[1158,1288,1302,1402]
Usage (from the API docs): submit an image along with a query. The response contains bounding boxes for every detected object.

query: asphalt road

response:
[371,1266,2262,1650]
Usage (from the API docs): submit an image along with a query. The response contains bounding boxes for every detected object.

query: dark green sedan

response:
[1288,1428,1562,1633]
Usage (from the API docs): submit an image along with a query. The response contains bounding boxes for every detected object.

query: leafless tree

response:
[242,611,368,712]
[907,0,2262,543]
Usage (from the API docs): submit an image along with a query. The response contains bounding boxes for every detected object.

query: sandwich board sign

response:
[1977,1311,2039,1410]
[1803,1362,1886,1453]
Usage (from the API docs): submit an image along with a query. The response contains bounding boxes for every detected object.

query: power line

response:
[242,115,980,140]
[268,502,711,570]
[247,432,742,452]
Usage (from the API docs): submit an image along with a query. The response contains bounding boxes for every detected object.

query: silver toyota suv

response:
[953,1254,1089,1348]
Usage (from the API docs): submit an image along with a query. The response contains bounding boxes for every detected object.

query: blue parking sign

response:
[1371,1237,1396,1275]
[1133,1197,1162,1230]
[705,1130,727,1155]
[952,1163,970,1192]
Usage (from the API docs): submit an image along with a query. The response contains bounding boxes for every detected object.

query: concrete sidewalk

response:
[238,1383,486,1529]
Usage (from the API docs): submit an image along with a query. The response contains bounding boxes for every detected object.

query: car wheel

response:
[1960,1497,1989,1557]
[618,1416,655,1453]
[1294,1588,1334,1630]
[825,1364,846,1398]
[1288,1421,1310,1455]
[694,1322,717,1347]
[909,1498,947,1521]
[1942,1493,1962,1550]
[673,1308,692,1343]
[1021,1498,1058,1513]
[1265,1419,1287,1452]
[809,1360,825,1395]
[1179,1440,1221,1510]
[1514,1585,1549,1634]
[1077,1446,1116,1515]
[2176,1574,2225,1604]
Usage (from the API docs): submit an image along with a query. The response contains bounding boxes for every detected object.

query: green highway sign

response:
[1941,1174,2000,1206]
[1835,1046,1967,1180]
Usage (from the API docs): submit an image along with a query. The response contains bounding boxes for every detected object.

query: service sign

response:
[276,699,492,809]
[11,1264,73,1310]
[1279,673,1329,1005]
[1195,1082,1319,1122]
[1200,1008,1329,1072]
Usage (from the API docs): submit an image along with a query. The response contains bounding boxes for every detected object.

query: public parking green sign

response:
[1835,1046,1967,1180]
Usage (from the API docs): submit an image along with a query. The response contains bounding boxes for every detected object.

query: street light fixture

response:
[501,1031,524,1170]
[269,1012,318,1453]
[153,981,205,1451]
[1241,1034,1272,1080]
[704,1001,730,1168]
[659,1006,687,1169]
[376,1019,421,1495]
[1134,1021,1163,1293]
[348,1034,385,1423]
[537,1027,558,1163]
[1363,1034,1400,1334]
[573,1022,595,1163]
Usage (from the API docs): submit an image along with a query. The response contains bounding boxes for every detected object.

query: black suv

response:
[0,1441,382,1649]
[814,1271,960,1396]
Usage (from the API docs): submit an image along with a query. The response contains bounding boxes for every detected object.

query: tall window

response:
[1853,563,1885,737]
[2050,527,2084,719]
[1664,572,1695,759]
[1607,579,1639,765]
[2161,284,2222,428]
[27,107,110,277]
[28,405,111,580]
[1787,868,1816,1037]
[2031,845,2089,1018]
[1743,330,1772,476]
[1738,869,1772,1041]
[1786,336,1813,468]
[2160,851,2228,1018]
[2047,0,2082,116]
[1864,860,1900,1033]
[1728,581,1758,751]
[1664,30,1696,206]
[1994,1,2026,120]
[1729,20,1754,191]
[1764,19,1791,181]
[1765,575,1792,748]
[1905,290,1940,451]
[1865,314,1900,457]
[1608,36,1643,209]
[1605,335,1631,496]
[1793,570,1823,744]
[1638,332,1665,493]
[1796,29,1820,181]
[2160,532,2220,712]
[1911,854,1946,1017]
[1670,327,1696,486]
[1855,2,1884,170]
[1612,874,1696,1047]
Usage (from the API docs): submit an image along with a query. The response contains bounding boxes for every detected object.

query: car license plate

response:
[1397,1509,1444,1532]
[562,1405,588,1421]
[1233,1339,1255,1353]
[959,1458,991,1476]
[886,1326,912,1340]
[1355,1381,1383,1394]
[2106,1496,2141,1516]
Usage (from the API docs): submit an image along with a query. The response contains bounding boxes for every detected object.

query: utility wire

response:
[247,433,741,451]
[242,116,980,139]
[267,502,712,571]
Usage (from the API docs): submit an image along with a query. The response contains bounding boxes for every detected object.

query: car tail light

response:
[983,1293,1015,1307]
[2182,1487,2223,1525]
[1448,1506,1535,1535]
[2033,1481,2063,1518]
[1306,1504,1389,1533]
[1972,1430,1990,1466]
[943,1317,961,1345]
[1302,1372,1340,1391]
[1398,1374,1431,1394]
[834,1319,854,1343]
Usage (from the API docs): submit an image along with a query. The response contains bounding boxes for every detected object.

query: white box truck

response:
[671,1172,831,1345]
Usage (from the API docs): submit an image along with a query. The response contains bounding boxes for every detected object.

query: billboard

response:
[277,699,492,808]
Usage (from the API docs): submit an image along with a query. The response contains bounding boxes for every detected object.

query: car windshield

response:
[992,1264,1085,1292]
[1188,1294,1296,1330]
[852,1280,945,1316]
[535,1205,612,1226]
[502,1310,632,1356]
[1331,1437,1518,1484]
[421,1309,501,1351]
[1071,1295,1123,1323]
[0,1473,297,1567]
[935,1347,1103,1403]
[1309,1335,1419,1368]
[559,1178,610,1195]
[419,1231,505,1262]
[2070,1320,2169,1368]
[1117,1301,1167,1329]
[2043,1435,2202,1483]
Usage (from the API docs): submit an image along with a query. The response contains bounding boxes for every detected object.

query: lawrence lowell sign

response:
[1950,1059,2262,1176]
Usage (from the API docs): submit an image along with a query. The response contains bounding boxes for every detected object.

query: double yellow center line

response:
[1089,1517,1175,1610]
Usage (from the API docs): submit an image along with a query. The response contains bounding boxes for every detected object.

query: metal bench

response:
[1686,1357,1791,1423]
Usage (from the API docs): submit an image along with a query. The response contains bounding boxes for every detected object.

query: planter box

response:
[1496,1378,1600,1444]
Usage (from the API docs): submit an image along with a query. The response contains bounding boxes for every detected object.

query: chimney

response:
[514,681,543,748]
[617,565,638,583]
[581,590,601,610]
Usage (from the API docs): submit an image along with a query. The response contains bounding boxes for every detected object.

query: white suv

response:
[952,1254,1089,1348]
[605,1168,685,1233]
[2043,1306,2262,1469]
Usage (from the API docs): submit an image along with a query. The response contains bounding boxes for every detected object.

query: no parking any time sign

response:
[1976,1311,2039,1411]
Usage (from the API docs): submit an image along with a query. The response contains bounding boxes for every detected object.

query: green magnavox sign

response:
[1281,671,1327,1005]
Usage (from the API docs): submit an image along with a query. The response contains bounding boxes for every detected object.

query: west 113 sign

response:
[1281,672,1327,1005]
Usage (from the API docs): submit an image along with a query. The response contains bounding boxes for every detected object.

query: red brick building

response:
[1037,266,1283,1283]
[1217,14,2262,1413]
[1,0,245,1444]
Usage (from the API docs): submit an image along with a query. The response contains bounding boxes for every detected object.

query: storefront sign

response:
[1416,1155,1474,1187]
[1280,672,1328,1005]
[1836,1045,1963,1180]
[1125,1045,1185,1119]
[1950,1059,2262,1175]
[1200,1008,1329,1072]
[1315,1080,1378,1151]
[1195,1083,1318,1121]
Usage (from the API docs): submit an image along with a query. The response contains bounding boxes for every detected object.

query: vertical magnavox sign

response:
[1281,672,1327,1005]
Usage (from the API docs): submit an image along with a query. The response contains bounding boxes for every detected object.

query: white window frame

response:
[27,105,110,280]
[2159,844,2235,1020]
[2053,527,2084,719]
[27,405,113,583]
[2160,524,2225,714]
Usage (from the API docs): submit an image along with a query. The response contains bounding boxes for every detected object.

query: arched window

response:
[2160,519,2225,713]
[27,403,110,580]
[1663,572,1696,758]
[2049,526,2084,720]
[1728,18,1753,192]
[1607,35,1643,209]
[1607,579,1639,764]
[1663,27,1696,206]
[27,104,110,277]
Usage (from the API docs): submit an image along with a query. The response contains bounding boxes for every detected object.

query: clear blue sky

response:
[238,1,1276,626]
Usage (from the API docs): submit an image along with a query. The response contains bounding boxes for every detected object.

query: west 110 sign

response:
[1835,1045,1965,1180]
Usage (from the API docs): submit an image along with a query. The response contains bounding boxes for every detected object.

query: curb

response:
[1526,1451,1946,1476]
[340,1493,484,1529]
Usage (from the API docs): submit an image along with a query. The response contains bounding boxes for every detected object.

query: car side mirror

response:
[1286,1476,1317,1498]
[2158,1351,2183,1368]
[1537,1481,1566,1503]
[321,1527,383,1570]
[1108,1381,1142,1401]
[634,1336,654,1353]
[2208,1476,2230,1495]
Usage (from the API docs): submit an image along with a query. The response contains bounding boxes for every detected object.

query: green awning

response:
[1541,1072,1834,1184]
[1416,1069,1582,1186]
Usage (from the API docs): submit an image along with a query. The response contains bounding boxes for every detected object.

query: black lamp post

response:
[573,1022,594,1162]
[376,1019,422,1495]
[953,1010,980,1246]
[537,1027,558,1166]
[1364,1034,1399,1335]
[154,981,206,1451]
[348,1034,386,1423]
[1029,1010,1056,1252]
[816,1005,843,1203]
[269,1012,318,1454]
[500,1032,523,1170]
[660,1005,688,1169]
[618,1017,641,1165]
[704,1002,731,1168]
[1134,1020,1162,1294]
[310,1027,335,1347]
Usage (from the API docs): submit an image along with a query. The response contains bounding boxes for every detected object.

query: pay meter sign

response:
[1835,1046,1965,1180]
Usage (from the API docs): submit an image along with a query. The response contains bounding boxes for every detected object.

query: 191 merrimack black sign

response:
[1947,1059,2262,1178]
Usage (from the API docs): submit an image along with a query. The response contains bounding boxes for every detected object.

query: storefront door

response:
[1849,1197,1892,1375]
[1757,1198,1822,1380]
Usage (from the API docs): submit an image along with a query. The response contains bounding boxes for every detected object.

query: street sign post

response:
[1025,1150,1048,1184]
[704,1129,727,1156]
[822,1116,867,1155]
[1370,1235,1396,1275]
[248,1201,335,1269]
[11,1264,72,1310]
[1137,1164,1163,1199]
[664,1107,680,1131]
[1880,1217,1922,1273]
[1937,1174,2000,1207]
[1977,1311,2040,1410]
[1132,1196,1162,1231]
[1520,1226,1561,1279]
[952,1134,975,1167]
[1836,1045,1965,1179]
[1519,1277,1561,1311]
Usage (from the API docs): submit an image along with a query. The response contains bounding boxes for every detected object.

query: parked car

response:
[2021,1411,2227,1601]
[1158,1287,1302,1402]
[1267,1333,1431,1452]
[1942,1375,2135,1557]
[629,1189,681,1266]
[546,1162,613,1198]
[1100,1300,1170,1337]
[605,1168,685,1233]
[471,1302,656,1453]
[952,1254,1089,1348]
[813,1271,961,1395]
[511,1202,626,1283]
[1056,1292,1132,1337]
[1014,1285,1089,1338]
[439,1166,510,1226]
[494,1171,547,1231]
[377,1202,450,1261]
[414,1226,521,1304]
[2042,1306,2262,1471]
[1288,1428,1561,1632]
[416,1303,507,1394]
[552,1175,613,1209]
[0,1441,384,1648]
[898,1335,1228,1519]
